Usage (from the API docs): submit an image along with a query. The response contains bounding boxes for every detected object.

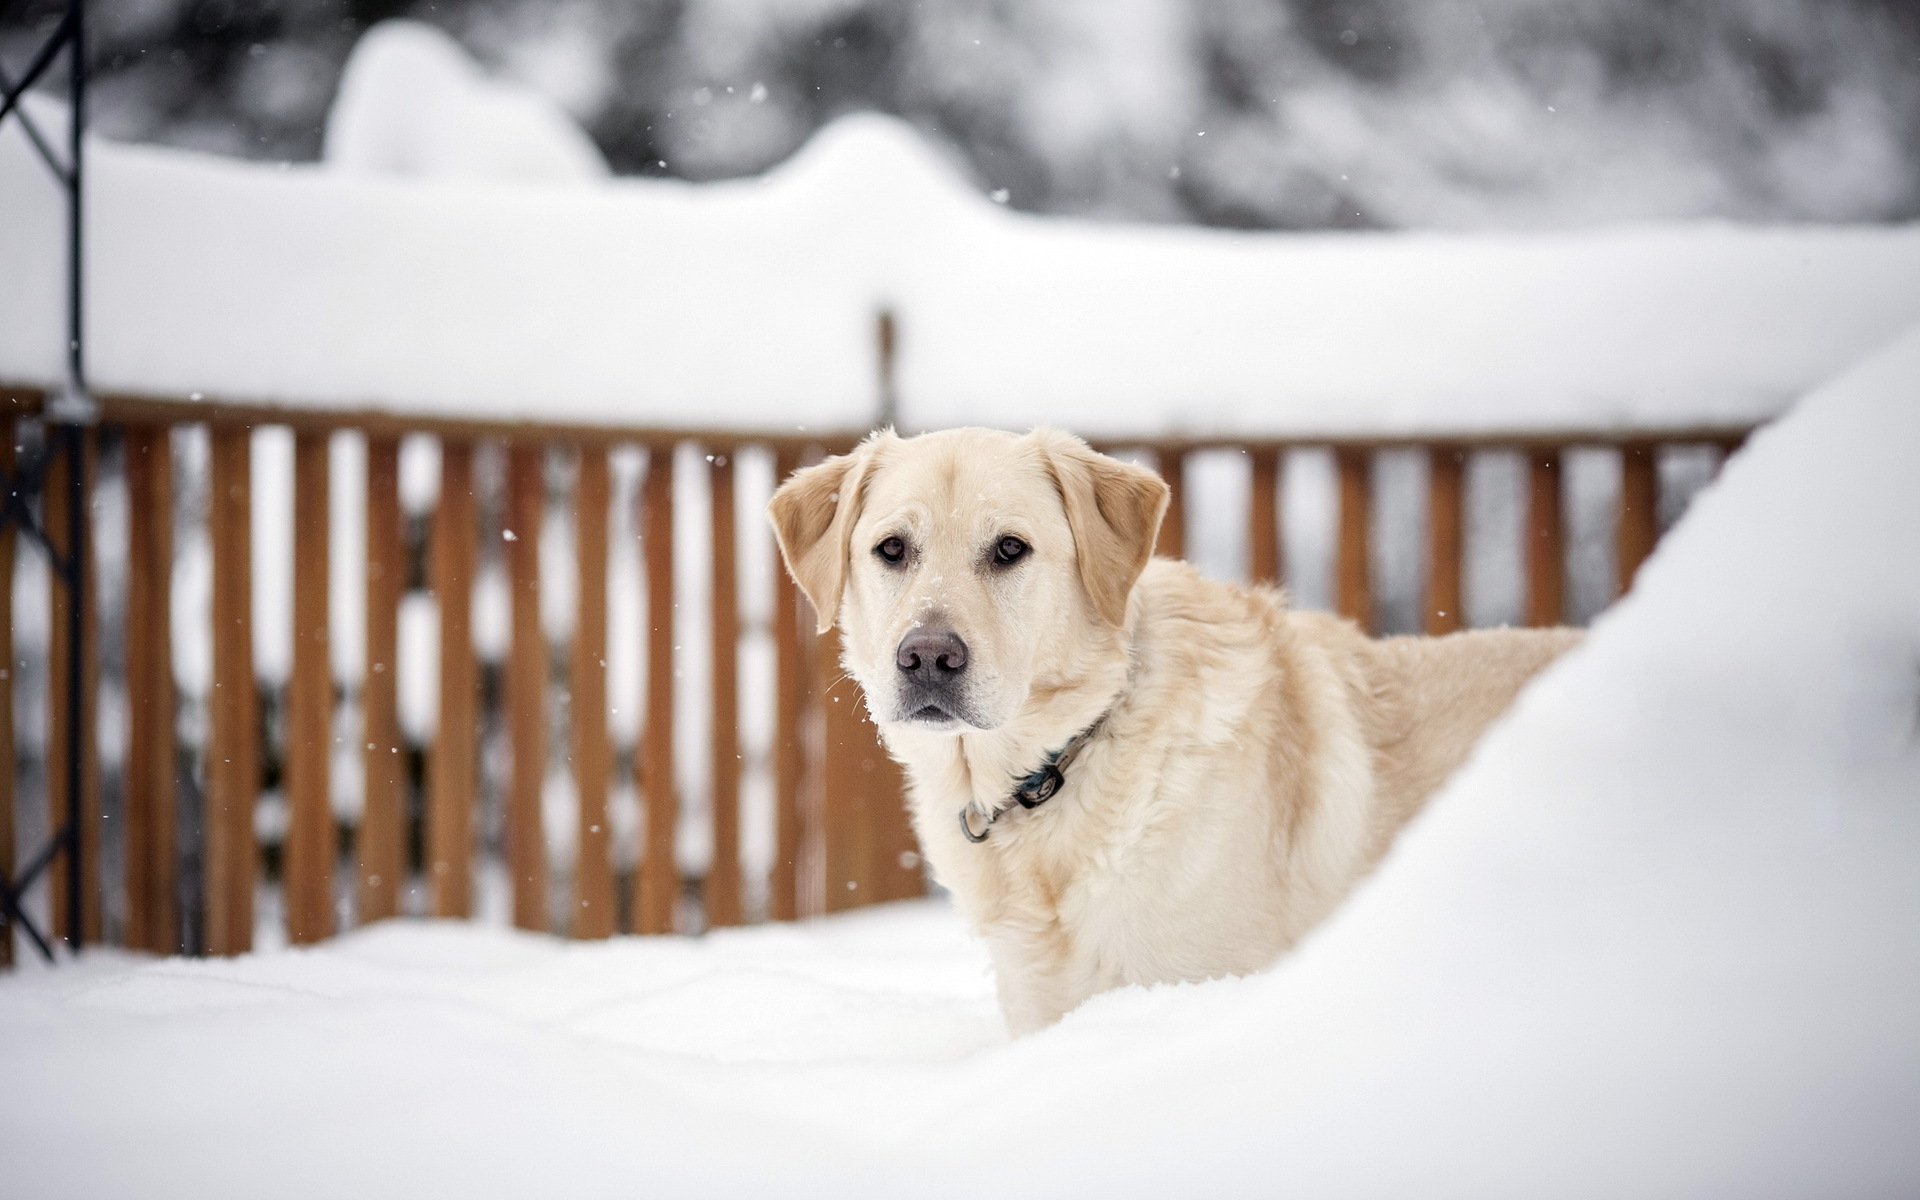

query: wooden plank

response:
[122,425,179,954]
[285,431,333,944]
[635,445,678,934]
[504,445,548,934]
[1247,447,1282,585]
[1334,447,1372,631]
[818,647,871,913]
[358,437,404,923]
[75,388,1760,457]
[1426,447,1465,635]
[0,422,12,967]
[769,449,805,923]
[45,430,101,947]
[1525,449,1565,627]
[427,440,478,919]
[1617,442,1659,596]
[706,452,743,928]
[205,427,255,955]
[1155,449,1186,560]
[570,447,613,939]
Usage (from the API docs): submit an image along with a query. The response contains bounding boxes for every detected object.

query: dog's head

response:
[769,427,1168,733]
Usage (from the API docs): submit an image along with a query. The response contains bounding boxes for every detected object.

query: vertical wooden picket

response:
[504,445,547,933]
[1247,447,1282,585]
[358,437,404,923]
[1525,448,1565,627]
[706,451,743,928]
[123,424,179,954]
[570,447,613,939]
[285,431,333,944]
[635,445,678,934]
[205,427,255,955]
[1426,447,1464,635]
[1618,442,1659,596]
[1155,448,1187,560]
[1334,447,1372,631]
[427,440,477,919]
[769,448,806,923]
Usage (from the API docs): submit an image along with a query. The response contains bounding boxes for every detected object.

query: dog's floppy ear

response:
[1040,431,1169,628]
[767,437,882,634]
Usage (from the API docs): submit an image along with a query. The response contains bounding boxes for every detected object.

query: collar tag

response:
[1015,763,1065,808]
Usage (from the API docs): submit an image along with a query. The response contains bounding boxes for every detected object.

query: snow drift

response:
[3,322,1916,1196]
[6,75,1920,436]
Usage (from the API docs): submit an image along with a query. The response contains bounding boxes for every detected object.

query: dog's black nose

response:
[896,629,968,675]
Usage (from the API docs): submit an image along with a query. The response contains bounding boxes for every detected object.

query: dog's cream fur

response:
[771,427,1579,1033]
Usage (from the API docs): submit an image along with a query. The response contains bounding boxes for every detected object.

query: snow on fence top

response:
[6,58,1920,438]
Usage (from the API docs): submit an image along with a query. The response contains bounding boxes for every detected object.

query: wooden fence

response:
[0,386,1751,965]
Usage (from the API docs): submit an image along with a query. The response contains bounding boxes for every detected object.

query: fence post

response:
[1155,448,1186,560]
[635,444,678,934]
[1618,442,1659,595]
[285,431,333,943]
[206,426,255,955]
[123,424,179,953]
[706,451,743,927]
[1426,447,1464,635]
[1525,448,1565,626]
[1247,447,1282,585]
[769,448,806,923]
[504,445,548,933]
[1334,447,1372,631]
[571,447,614,939]
[428,440,477,919]
[358,437,404,923]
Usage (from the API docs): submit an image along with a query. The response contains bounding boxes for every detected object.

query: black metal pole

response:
[61,0,89,952]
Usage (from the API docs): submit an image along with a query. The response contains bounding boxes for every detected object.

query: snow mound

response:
[3,329,1917,1195]
[4,64,1920,432]
[323,20,609,183]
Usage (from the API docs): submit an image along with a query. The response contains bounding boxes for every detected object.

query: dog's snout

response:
[896,629,969,676]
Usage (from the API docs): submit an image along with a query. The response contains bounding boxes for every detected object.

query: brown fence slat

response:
[1247,447,1282,585]
[1334,447,1372,631]
[206,427,255,955]
[358,437,404,923]
[285,431,333,944]
[504,445,547,933]
[769,449,805,923]
[1617,442,1659,596]
[428,440,477,919]
[818,651,871,912]
[706,453,743,928]
[1525,449,1565,627]
[45,430,101,945]
[123,425,179,954]
[0,423,12,966]
[570,447,613,939]
[635,444,678,934]
[1426,448,1465,635]
[1155,448,1187,560]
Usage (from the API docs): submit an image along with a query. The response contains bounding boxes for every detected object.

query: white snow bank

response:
[5,60,1920,435]
[323,21,609,183]
[3,326,1917,1195]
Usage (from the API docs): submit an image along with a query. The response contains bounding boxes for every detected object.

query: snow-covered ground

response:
[4,318,1916,1195]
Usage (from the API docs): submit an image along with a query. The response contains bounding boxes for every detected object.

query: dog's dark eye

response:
[875,536,907,565]
[993,536,1030,566]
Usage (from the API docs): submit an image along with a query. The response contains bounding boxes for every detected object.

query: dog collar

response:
[959,715,1108,844]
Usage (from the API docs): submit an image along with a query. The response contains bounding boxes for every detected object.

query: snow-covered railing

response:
[0,368,1750,965]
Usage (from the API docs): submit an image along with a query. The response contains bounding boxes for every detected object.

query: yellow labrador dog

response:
[770,427,1578,1033]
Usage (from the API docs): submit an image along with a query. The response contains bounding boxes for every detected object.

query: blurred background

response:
[4,0,1919,229]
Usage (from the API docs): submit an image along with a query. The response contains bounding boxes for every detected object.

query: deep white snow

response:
[5,70,1920,436]
[3,322,1916,1197]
